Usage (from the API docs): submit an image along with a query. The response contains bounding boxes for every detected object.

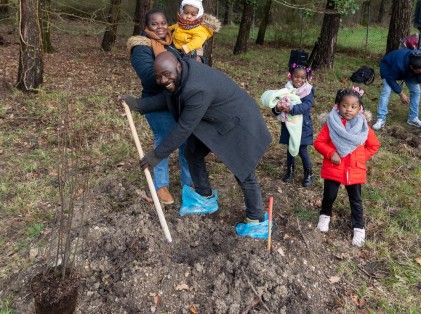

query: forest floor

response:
[0,19,420,313]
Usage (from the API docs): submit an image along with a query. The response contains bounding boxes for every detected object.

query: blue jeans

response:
[377,79,420,121]
[145,111,193,190]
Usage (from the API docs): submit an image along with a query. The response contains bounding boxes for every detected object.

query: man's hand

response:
[330,151,341,165]
[139,151,162,170]
[139,157,150,170]
[399,92,410,105]
[118,95,140,111]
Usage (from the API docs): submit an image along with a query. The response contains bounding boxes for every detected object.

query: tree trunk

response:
[40,0,53,53]
[377,0,385,24]
[312,0,340,69]
[256,0,272,45]
[203,0,217,66]
[0,0,9,19]
[132,0,154,35]
[223,0,232,25]
[233,1,254,55]
[386,0,411,53]
[17,0,43,93]
[101,0,122,52]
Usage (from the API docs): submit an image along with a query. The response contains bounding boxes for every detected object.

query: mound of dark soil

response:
[5,174,359,313]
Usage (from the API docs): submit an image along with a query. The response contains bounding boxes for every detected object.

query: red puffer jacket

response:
[314,120,380,185]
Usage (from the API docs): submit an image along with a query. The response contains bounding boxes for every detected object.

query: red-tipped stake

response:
[267,196,273,253]
[122,101,173,243]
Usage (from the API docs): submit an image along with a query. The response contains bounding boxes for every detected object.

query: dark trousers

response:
[320,179,364,229]
[286,145,312,170]
[184,135,265,221]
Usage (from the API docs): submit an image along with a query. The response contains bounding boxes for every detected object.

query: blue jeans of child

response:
[377,79,420,121]
[145,111,193,190]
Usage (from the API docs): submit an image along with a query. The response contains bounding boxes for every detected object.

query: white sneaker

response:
[317,215,330,232]
[407,117,421,128]
[372,118,386,130]
[352,228,365,247]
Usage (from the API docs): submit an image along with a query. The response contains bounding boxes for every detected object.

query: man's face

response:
[410,65,421,74]
[154,60,182,93]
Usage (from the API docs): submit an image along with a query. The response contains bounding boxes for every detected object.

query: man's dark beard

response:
[171,71,182,94]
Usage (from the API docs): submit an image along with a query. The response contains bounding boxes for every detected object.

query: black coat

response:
[137,59,272,182]
[272,88,314,146]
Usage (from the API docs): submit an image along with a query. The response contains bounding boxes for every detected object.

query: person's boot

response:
[302,168,313,187]
[236,213,272,239]
[282,164,295,183]
[179,185,219,216]
[157,186,174,205]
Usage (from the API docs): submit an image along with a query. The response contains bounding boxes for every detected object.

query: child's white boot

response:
[352,228,365,247]
[316,214,330,232]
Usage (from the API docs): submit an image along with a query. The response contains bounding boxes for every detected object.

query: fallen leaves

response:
[415,257,421,265]
[277,247,285,256]
[334,252,350,260]
[175,283,190,291]
[329,276,341,284]
[153,294,161,306]
[135,189,153,203]
[351,294,367,308]
[345,290,368,309]
[189,304,200,314]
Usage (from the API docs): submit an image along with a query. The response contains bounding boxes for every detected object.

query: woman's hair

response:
[409,51,421,69]
[144,8,166,26]
[335,87,364,107]
[289,63,312,81]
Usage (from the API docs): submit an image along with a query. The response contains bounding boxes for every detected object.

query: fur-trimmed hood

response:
[126,35,151,54]
[202,14,221,32]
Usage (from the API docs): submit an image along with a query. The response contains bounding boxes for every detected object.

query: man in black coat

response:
[122,51,272,238]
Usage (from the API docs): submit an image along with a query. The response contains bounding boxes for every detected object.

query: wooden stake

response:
[267,196,273,253]
[122,101,172,243]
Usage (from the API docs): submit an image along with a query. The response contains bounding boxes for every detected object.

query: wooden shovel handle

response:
[122,101,172,243]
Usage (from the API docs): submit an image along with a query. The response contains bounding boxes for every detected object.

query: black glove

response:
[139,151,162,170]
[119,95,141,111]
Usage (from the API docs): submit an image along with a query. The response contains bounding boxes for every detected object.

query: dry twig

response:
[241,267,272,313]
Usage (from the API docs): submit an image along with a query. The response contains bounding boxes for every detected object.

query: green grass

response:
[25,223,42,239]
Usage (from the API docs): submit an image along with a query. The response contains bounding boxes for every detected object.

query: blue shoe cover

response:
[179,185,219,216]
[236,213,272,239]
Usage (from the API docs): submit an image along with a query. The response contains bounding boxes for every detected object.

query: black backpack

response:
[350,66,375,85]
[288,50,309,69]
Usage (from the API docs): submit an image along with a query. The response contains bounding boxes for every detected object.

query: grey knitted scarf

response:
[327,109,368,157]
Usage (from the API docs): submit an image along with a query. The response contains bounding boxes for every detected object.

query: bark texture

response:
[101,0,122,52]
[233,1,254,55]
[256,0,272,45]
[386,0,411,53]
[17,0,44,93]
[312,1,340,69]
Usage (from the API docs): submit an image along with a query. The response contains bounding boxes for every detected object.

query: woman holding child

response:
[126,9,193,205]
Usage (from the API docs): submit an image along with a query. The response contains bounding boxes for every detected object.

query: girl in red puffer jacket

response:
[314,87,380,247]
